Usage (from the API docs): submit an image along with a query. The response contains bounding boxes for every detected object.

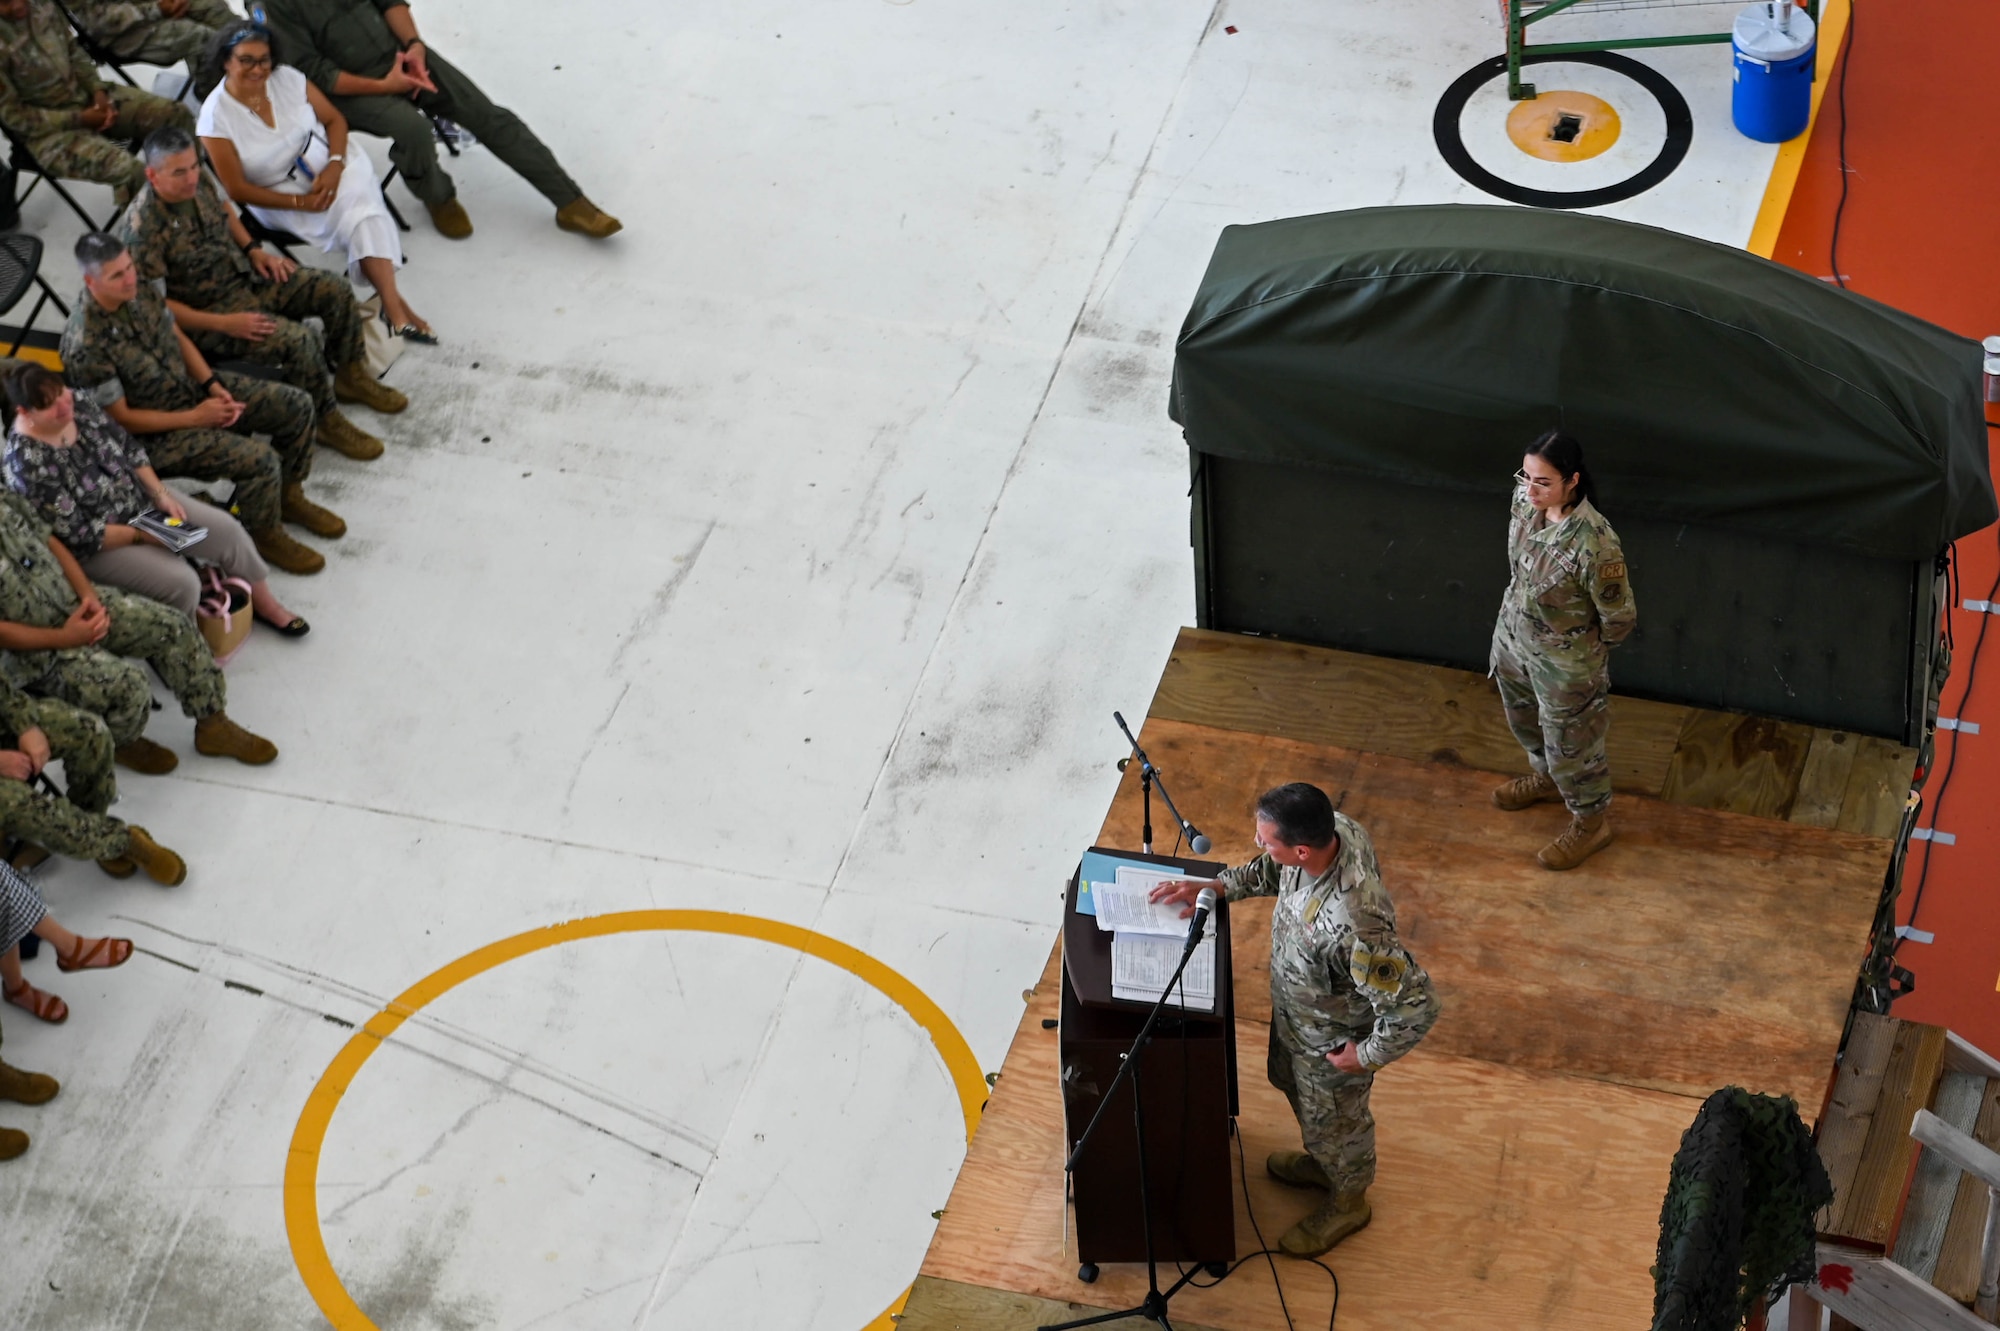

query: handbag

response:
[195,567,254,666]
[356,290,406,380]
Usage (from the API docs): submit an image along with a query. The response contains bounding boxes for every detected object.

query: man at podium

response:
[1152,782,1440,1257]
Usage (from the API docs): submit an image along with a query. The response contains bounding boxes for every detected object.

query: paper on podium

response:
[1090,865,1195,936]
[1111,932,1216,1012]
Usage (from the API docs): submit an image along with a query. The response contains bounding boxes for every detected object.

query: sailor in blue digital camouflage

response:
[1153,782,1440,1257]
[0,490,279,778]
[60,231,344,576]
[116,127,409,460]
[0,0,194,204]
[1490,431,1636,871]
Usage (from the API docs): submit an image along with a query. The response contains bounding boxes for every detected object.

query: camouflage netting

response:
[1651,1087,1832,1331]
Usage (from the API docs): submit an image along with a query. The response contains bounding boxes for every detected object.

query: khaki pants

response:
[78,497,268,619]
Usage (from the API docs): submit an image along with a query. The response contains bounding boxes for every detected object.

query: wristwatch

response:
[199,375,221,392]
[327,153,345,164]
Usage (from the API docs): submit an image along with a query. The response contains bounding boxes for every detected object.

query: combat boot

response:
[1492,771,1559,811]
[317,409,384,461]
[1280,1190,1371,1257]
[334,361,407,413]
[1538,812,1614,871]
[427,197,473,239]
[194,713,278,766]
[253,524,325,575]
[0,1060,58,1106]
[101,826,187,887]
[114,737,178,775]
[1267,1150,1332,1190]
[555,196,622,239]
[281,484,346,539]
[0,1127,25,1161]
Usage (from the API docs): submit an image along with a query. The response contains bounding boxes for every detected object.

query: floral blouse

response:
[3,397,152,558]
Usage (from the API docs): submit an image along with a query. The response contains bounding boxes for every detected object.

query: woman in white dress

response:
[196,22,435,341]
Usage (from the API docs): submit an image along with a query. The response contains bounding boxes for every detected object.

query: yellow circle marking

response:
[284,910,987,1331]
[1506,90,1622,162]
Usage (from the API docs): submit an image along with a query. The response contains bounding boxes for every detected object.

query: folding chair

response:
[239,210,307,260]
[49,0,178,96]
[1,125,115,232]
[0,231,73,356]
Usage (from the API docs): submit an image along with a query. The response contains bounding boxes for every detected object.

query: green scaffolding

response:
[1505,0,1820,99]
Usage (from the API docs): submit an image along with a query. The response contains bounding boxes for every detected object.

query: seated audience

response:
[6,365,310,636]
[0,675,185,881]
[67,0,234,85]
[0,0,194,206]
[120,125,408,464]
[0,488,279,771]
[198,23,434,342]
[258,0,619,240]
[0,1010,56,1161]
[2,858,132,1025]
[60,231,339,575]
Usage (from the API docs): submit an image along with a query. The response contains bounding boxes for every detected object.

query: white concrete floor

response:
[1,1,1776,1326]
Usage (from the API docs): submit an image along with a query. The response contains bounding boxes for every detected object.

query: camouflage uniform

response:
[1219,813,1441,1196]
[1489,485,1638,817]
[118,175,366,419]
[0,688,132,860]
[59,282,315,534]
[66,0,234,69]
[0,494,225,747]
[0,0,193,202]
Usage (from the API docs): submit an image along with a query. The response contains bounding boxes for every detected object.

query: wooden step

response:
[1819,1015,1951,1249]
[1933,1078,2000,1307]
[1894,1072,1989,1279]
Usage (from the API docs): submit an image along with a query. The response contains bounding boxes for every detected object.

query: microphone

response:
[1186,827,1213,855]
[1185,887,1219,950]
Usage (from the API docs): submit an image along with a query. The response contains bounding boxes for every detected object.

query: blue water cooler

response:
[1732,2,1817,142]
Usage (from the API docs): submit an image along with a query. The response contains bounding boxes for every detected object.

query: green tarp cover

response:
[1171,205,1995,560]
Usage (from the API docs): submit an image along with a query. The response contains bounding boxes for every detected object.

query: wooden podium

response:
[1060,848,1238,1266]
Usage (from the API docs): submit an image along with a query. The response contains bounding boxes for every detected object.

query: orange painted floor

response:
[1771,0,2000,1053]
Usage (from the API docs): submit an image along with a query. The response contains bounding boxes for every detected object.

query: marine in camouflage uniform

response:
[116,160,407,455]
[1489,480,1637,867]
[1218,807,1441,1254]
[0,0,193,204]
[59,264,341,572]
[66,0,233,71]
[0,681,127,857]
[0,492,275,771]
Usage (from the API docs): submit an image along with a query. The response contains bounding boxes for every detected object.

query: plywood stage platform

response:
[902,630,1912,1330]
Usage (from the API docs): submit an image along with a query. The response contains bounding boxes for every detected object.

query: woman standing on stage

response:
[1489,430,1637,870]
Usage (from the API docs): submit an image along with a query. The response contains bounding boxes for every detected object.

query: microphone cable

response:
[1175,1118,1341,1329]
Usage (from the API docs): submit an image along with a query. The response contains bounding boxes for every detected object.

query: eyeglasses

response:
[1513,468,1558,493]
[230,51,274,69]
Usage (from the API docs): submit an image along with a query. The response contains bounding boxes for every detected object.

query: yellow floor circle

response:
[284,909,987,1330]
[1506,90,1621,162]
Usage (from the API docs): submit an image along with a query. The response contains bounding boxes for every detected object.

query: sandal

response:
[55,936,133,973]
[257,613,310,637]
[393,324,439,346]
[4,979,67,1024]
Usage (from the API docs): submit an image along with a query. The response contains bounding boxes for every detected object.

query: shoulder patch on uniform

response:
[1349,940,1408,995]
[1600,581,1624,603]
[1598,560,1626,582]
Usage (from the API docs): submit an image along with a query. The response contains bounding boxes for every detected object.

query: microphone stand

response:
[1039,906,1225,1331]
[1113,712,1210,856]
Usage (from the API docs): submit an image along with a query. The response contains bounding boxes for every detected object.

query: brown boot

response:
[114,736,178,775]
[0,1127,25,1161]
[317,409,384,461]
[427,197,473,239]
[333,360,407,414]
[281,483,346,538]
[1492,770,1559,811]
[0,1060,58,1106]
[1266,1149,1332,1191]
[1538,811,1614,871]
[555,196,622,238]
[122,825,186,887]
[193,713,278,766]
[253,524,325,575]
[1280,1190,1371,1256]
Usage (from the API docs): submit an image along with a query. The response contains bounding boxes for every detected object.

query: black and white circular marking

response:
[1433,51,1693,209]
